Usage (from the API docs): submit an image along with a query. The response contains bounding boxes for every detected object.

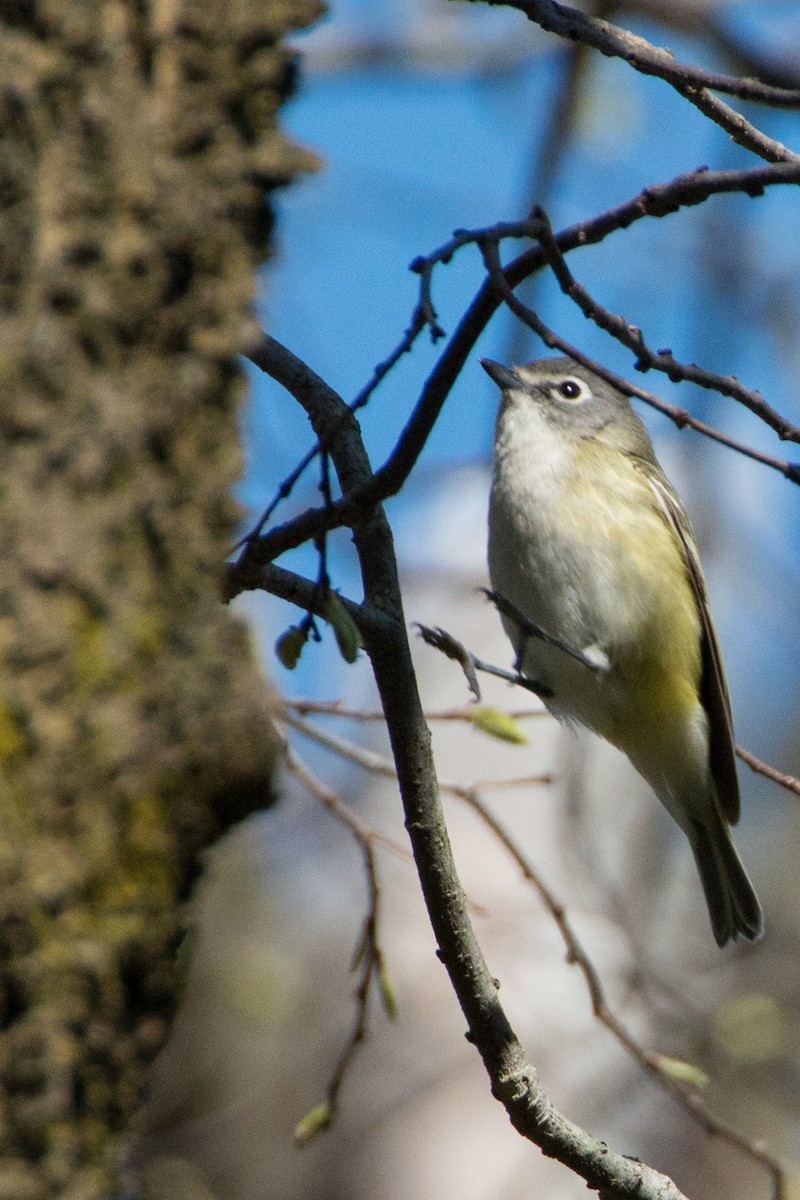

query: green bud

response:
[378,962,398,1021]
[652,1054,709,1090]
[275,625,307,670]
[468,705,529,745]
[325,592,362,664]
[294,1103,332,1147]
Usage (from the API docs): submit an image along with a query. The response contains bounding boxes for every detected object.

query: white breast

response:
[488,400,636,732]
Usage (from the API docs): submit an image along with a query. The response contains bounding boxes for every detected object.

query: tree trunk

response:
[0,1,321,1195]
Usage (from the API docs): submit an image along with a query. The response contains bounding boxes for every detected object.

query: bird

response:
[483,355,763,946]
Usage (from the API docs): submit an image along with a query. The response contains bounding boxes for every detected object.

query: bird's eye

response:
[557,379,583,401]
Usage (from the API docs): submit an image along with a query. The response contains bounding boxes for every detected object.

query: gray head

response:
[481,356,655,459]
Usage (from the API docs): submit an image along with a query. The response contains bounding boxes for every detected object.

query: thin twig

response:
[456,788,786,1200]
[479,0,800,164]
[234,168,800,579]
[736,745,800,798]
[232,297,438,554]
[283,705,785,1198]
[481,0,800,122]
[282,709,550,797]
[531,205,800,442]
[285,748,395,1140]
[472,219,800,452]
[478,237,800,479]
[285,699,549,721]
[672,82,798,164]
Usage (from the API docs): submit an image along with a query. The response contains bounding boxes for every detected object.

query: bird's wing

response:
[633,458,740,824]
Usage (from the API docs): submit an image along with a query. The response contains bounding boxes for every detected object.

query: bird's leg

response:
[414,624,553,700]
[483,589,610,674]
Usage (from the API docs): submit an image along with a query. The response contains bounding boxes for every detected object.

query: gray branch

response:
[233,336,691,1200]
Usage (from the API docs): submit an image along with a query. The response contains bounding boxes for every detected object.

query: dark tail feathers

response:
[691,819,763,947]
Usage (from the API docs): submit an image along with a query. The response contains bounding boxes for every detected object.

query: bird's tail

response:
[690,817,763,947]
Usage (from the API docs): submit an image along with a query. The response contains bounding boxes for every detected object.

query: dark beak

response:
[480,359,521,390]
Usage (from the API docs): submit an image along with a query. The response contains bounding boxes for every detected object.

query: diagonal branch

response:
[477,0,800,163]
[232,294,440,554]
[238,163,800,575]
[530,206,800,440]
[736,745,800,798]
[477,237,800,482]
[286,748,394,1144]
[285,705,785,1198]
[503,0,800,108]
[246,345,691,1200]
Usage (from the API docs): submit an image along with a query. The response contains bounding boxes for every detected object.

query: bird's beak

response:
[480,359,521,391]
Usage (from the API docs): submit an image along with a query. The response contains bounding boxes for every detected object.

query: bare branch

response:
[236,165,800,580]
[415,209,800,452]
[232,296,440,554]
[531,206,800,441]
[736,745,800,798]
[225,559,390,644]
[415,622,552,699]
[457,791,786,1200]
[285,749,394,1141]
[283,707,550,799]
[285,705,785,1197]
[285,698,548,721]
[478,237,800,482]
[672,83,799,163]
[484,0,800,161]
[478,0,800,120]
[251,345,693,1198]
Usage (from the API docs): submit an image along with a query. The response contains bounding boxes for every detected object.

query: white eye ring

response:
[554,378,587,402]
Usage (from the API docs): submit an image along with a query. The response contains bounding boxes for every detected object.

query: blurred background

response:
[136,3,800,1198]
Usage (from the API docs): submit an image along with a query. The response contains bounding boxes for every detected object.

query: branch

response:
[736,745,800,798]
[225,560,392,647]
[507,0,800,107]
[477,236,800,481]
[286,699,800,806]
[285,749,395,1145]
[478,0,800,163]
[531,206,800,442]
[229,336,403,608]
[237,162,800,576]
[250,347,691,1199]
[232,294,440,553]
[672,83,798,164]
[284,705,785,1198]
[285,698,548,721]
[456,790,785,1199]
[412,210,800,453]
[621,0,800,93]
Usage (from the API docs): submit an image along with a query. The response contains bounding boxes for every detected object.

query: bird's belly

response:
[487,473,701,747]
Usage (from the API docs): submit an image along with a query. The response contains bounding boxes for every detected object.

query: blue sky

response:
[239,2,800,787]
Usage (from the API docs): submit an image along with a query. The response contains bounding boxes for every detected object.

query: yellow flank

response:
[566,440,702,755]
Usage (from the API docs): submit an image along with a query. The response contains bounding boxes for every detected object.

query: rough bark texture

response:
[0,1,321,1196]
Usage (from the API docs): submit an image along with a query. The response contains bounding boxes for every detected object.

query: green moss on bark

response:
[0,0,321,1193]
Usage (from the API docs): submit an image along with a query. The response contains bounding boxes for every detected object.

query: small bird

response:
[483,355,763,946]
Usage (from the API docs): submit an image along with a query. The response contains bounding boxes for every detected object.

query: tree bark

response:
[0,1,321,1195]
